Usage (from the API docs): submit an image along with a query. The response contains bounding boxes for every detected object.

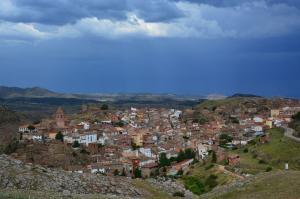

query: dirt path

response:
[217,165,245,180]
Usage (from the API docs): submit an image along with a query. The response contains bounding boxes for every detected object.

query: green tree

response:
[184,148,196,159]
[177,150,186,162]
[134,168,142,178]
[114,121,124,127]
[184,176,205,195]
[27,125,36,131]
[101,104,109,110]
[292,112,300,120]
[72,140,80,148]
[219,133,233,146]
[159,153,170,167]
[55,132,64,142]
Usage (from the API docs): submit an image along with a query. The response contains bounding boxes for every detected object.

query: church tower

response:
[55,107,65,128]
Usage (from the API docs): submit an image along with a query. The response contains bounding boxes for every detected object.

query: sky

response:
[0,0,300,98]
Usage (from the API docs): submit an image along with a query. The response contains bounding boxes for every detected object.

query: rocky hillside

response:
[0,106,26,151]
[0,154,143,198]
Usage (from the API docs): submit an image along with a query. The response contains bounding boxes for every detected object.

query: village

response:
[15,98,300,179]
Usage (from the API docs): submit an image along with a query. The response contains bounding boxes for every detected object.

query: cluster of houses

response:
[17,99,300,177]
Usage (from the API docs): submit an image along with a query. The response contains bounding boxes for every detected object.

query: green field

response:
[231,128,300,174]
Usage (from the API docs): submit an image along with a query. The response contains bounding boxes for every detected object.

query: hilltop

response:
[0,86,69,99]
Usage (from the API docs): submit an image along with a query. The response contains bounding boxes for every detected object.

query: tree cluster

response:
[159,148,196,167]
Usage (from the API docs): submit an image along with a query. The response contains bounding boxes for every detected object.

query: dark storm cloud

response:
[171,0,300,8]
[0,0,183,25]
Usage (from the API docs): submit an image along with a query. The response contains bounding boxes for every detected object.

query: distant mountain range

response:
[0,85,267,102]
[228,93,262,98]
[0,86,69,99]
[0,86,204,102]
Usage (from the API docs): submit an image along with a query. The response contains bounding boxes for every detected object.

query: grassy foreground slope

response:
[208,171,300,199]
[231,128,300,174]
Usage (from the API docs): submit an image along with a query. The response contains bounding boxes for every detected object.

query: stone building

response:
[55,107,66,129]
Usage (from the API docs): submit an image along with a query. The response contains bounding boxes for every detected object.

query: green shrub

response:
[55,132,64,142]
[184,176,205,195]
[258,159,267,164]
[134,168,142,178]
[72,140,80,148]
[205,164,214,170]
[4,139,19,154]
[173,191,185,197]
[101,104,108,110]
[265,167,272,172]
[205,174,218,189]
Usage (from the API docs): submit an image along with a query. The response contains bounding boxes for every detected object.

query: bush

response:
[173,191,185,197]
[72,140,80,148]
[265,167,272,172]
[248,139,256,145]
[80,149,90,155]
[243,148,249,153]
[205,175,218,189]
[205,164,214,170]
[55,132,64,142]
[4,139,19,154]
[159,153,171,167]
[101,104,109,110]
[184,176,205,195]
[134,168,142,178]
[258,159,267,164]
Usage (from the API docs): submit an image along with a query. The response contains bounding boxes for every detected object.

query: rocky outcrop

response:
[0,154,143,198]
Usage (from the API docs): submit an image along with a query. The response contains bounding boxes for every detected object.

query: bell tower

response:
[55,107,65,128]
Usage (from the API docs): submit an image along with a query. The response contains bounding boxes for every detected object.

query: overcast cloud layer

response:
[1,0,300,41]
[0,0,300,97]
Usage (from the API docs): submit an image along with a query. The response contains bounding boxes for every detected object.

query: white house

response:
[252,126,263,132]
[97,133,109,145]
[139,148,153,158]
[79,122,90,130]
[80,133,97,146]
[253,117,264,123]
[19,125,37,133]
[140,159,156,167]
[32,135,43,141]
[91,167,106,174]
[197,144,209,159]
